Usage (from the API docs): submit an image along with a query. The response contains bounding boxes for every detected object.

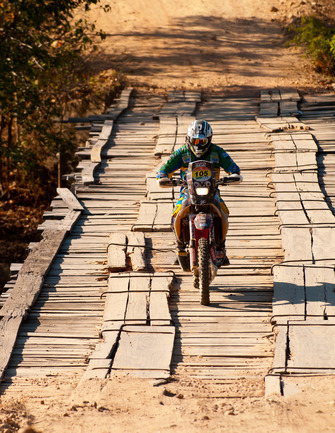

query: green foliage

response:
[289,16,335,75]
[0,0,118,202]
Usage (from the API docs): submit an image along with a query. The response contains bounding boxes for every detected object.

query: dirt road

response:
[86,0,325,93]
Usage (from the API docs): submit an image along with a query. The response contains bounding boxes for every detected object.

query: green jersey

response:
[157,144,240,180]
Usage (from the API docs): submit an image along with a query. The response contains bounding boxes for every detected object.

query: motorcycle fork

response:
[189,215,197,272]
[189,214,212,272]
[209,225,217,263]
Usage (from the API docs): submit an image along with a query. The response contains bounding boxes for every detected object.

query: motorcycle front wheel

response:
[198,238,210,306]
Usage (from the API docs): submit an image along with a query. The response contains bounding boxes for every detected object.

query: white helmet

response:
[186,120,213,158]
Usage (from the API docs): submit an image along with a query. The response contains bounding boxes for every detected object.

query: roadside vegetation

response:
[289,16,335,76]
[0,0,124,282]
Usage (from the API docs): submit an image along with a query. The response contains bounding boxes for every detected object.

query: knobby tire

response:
[198,237,210,306]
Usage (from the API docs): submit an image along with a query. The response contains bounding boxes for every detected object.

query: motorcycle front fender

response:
[193,213,213,231]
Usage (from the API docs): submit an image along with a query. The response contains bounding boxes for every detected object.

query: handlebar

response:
[158,174,243,188]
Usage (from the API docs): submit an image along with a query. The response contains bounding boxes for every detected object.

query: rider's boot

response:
[216,240,230,267]
[176,242,190,272]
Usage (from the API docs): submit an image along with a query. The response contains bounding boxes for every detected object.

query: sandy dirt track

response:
[1,1,335,432]
[86,0,325,94]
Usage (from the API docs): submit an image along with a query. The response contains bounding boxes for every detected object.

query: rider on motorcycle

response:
[156,119,241,266]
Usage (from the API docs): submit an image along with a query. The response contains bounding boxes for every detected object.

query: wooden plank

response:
[265,375,282,396]
[127,231,146,271]
[124,276,150,325]
[110,369,170,379]
[271,138,296,152]
[118,87,133,109]
[271,325,288,370]
[280,227,313,262]
[89,331,119,359]
[111,325,175,372]
[177,345,271,357]
[280,101,300,117]
[133,201,156,232]
[305,266,335,318]
[167,90,185,101]
[177,115,195,134]
[81,162,99,184]
[274,151,297,169]
[56,188,84,211]
[287,325,335,369]
[38,219,62,231]
[0,229,67,380]
[153,201,173,231]
[146,177,174,201]
[294,138,318,152]
[2,231,66,314]
[323,268,335,318]
[107,232,127,271]
[99,120,114,140]
[275,197,308,226]
[257,116,302,132]
[305,267,326,318]
[108,272,174,280]
[150,292,171,325]
[128,275,151,292]
[185,91,201,102]
[104,276,129,322]
[272,266,305,324]
[258,102,279,117]
[280,89,300,102]
[106,88,133,119]
[155,136,175,156]
[0,315,26,380]
[81,359,111,380]
[91,138,108,163]
[151,274,174,293]
[174,330,272,339]
[270,90,281,102]
[57,210,81,232]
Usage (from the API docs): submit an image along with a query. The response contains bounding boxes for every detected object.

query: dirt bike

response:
[159,160,242,306]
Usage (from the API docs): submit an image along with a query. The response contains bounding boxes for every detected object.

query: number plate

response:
[192,167,211,181]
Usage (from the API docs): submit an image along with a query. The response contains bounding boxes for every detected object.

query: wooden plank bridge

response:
[1,88,335,397]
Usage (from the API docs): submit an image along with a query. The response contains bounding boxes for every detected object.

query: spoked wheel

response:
[198,238,210,306]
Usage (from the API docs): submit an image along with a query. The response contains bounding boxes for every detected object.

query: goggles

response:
[190,137,209,147]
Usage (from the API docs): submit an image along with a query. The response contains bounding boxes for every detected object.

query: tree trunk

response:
[6,117,13,193]
[0,117,3,194]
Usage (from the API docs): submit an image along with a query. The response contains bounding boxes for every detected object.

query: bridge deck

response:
[1,89,335,398]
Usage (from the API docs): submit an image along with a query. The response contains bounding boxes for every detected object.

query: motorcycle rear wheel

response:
[198,238,210,306]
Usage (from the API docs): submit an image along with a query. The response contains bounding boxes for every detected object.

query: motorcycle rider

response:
[156,119,241,267]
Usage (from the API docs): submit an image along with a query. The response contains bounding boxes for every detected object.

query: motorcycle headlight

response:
[196,187,209,196]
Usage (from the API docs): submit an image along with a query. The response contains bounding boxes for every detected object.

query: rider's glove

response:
[157,172,171,188]
[222,173,243,185]
[228,173,243,184]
